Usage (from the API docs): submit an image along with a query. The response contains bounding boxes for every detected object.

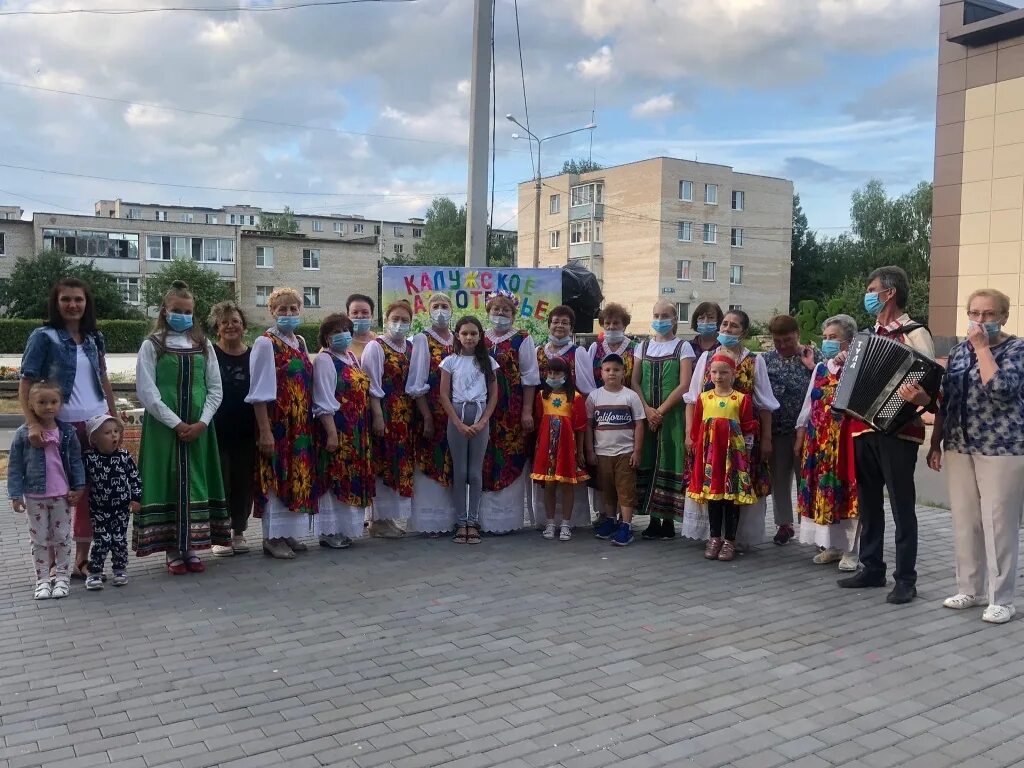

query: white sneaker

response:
[838,554,860,572]
[982,604,1016,624]
[542,522,556,540]
[559,524,572,542]
[943,594,986,610]
[232,534,250,554]
[212,544,235,557]
[813,548,843,565]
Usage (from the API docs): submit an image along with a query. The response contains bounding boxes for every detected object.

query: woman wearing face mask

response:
[632,299,692,540]
[919,290,1024,624]
[682,302,725,361]
[246,287,323,560]
[531,305,596,529]
[590,303,637,385]
[478,291,540,534]
[363,300,417,535]
[794,315,861,571]
[312,313,374,550]
[407,293,457,536]
[346,294,378,362]
[682,309,780,544]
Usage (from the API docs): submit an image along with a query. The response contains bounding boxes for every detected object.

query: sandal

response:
[466,527,481,545]
[34,580,52,600]
[166,556,187,575]
[184,554,206,573]
[452,526,469,544]
[51,579,70,599]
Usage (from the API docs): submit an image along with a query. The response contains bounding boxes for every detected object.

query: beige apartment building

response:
[517,157,793,333]
[931,0,1024,345]
[0,207,33,280]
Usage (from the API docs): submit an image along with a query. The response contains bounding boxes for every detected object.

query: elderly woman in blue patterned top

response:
[916,289,1024,624]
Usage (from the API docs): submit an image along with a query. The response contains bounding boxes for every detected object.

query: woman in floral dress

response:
[313,313,375,549]
[364,300,416,535]
[407,293,456,535]
[795,314,860,571]
[478,291,540,533]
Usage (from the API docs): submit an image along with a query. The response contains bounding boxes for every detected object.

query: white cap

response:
[85,414,119,444]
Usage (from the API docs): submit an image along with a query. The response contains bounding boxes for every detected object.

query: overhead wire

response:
[0,0,418,16]
[512,0,534,176]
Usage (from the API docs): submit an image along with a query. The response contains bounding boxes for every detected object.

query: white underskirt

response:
[528,473,593,528]
[478,473,527,533]
[372,484,413,522]
[408,472,456,533]
[317,494,367,539]
[798,518,860,552]
[679,496,769,546]
[259,493,316,540]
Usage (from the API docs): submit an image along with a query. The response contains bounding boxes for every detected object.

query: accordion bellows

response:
[833,332,943,435]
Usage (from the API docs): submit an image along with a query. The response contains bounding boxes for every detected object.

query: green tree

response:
[560,158,603,175]
[257,206,299,235]
[0,250,138,319]
[142,259,236,327]
[397,197,517,267]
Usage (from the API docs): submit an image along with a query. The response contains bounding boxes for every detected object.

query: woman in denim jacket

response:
[19,278,116,578]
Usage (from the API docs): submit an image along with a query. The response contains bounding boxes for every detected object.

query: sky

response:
[0,0,946,237]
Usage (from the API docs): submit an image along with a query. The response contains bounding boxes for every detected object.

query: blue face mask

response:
[546,376,566,389]
[276,316,301,333]
[352,318,372,334]
[331,331,353,352]
[697,322,718,336]
[969,320,1002,337]
[863,291,886,316]
[167,312,193,333]
[820,340,841,359]
[548,334,572,347]
[651,319,674,335]
[604,330,626,344]
[717,333,741,347]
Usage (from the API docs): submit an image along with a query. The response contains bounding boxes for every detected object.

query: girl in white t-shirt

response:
[440,316,499,544]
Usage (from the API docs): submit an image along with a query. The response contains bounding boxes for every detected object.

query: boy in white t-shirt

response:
[585,354,645,546]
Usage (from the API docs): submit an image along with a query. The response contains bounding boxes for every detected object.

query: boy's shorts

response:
[597,453,637,511]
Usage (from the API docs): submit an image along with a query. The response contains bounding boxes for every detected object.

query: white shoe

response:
[232,534,250,554]
[812,548,843,565]
[838,554,860,572]
[51,578,70,599]
[559,524,572,542]
[542,522,556,540]
[982,604,1016,624]
[943,593,986,610]
[319,535,351,549]
[34,580,52,600]
[212,544,234,557]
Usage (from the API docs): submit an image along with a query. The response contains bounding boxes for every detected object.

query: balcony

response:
[569,202,604,221]
[569,242,603,260]
[68,255,140,274]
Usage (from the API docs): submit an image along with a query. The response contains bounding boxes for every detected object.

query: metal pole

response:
[532,140,542,269]
[465,0,492,268]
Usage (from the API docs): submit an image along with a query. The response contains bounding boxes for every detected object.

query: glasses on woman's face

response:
[967,310,1000,321]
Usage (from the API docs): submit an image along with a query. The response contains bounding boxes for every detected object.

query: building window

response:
[155,210,168,221]
[256,246,274,268]
[702,261,716,281]
[394,244,404,255]
[44,229,139,259]
[206,214,218,224]
[676,303,690,323]
[550,230,561,249]
[147,235,233,263]
[302,248,320,269]
[116,276,140,305]
[394,226,405,237]
[303,287,321,308]
[570,182,603,207]
[569,220,602,244]
[412,227,423,238]
[0,232,5,256]
[679,180,693,202]
[354,223,365,234]
[333,222,344,234]
[677,221,692,242]
[550,194,561,214]
[228,214,237,225]
[311,220,323,232]
[256,285,273,307]
[180,213,194,223]
[729,304,743,311]
[374,224,381,235]
[732,190,745,211]
[676,259,691,281]
[703,223,717,244]
[730,265,743,285]
[731,228,744,247]
[127,208,142,220]
[705,184,718,205]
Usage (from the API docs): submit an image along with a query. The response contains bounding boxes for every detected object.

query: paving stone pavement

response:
[2,499,1024,768]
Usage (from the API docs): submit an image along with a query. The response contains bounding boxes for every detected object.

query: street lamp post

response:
[506,115,596,269]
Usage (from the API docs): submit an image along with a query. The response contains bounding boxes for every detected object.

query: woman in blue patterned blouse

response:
[923,289,1024,625]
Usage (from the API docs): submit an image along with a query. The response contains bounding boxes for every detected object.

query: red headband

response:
[710,354,737,370]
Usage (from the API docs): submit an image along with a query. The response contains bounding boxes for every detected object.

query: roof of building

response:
[519,155,792,186]
[948,0,1024,45]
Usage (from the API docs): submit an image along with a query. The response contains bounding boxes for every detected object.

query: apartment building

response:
[517,157,793,333]
[931,0,1024,346]
[0,207,32,281]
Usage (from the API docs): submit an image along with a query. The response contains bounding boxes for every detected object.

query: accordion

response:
[833,331,943,435]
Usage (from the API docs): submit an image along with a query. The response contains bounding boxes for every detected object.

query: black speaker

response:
[561,262,603,334]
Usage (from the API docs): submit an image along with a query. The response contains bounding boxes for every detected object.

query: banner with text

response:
[381,266,561,341]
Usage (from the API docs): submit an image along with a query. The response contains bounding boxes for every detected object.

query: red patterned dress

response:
[367,337,415,521]
[530,390,589,484]
[687,390,757,504]
[590,338,636,385]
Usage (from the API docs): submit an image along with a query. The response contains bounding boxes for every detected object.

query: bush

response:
[0,319,150,353]
[0,319,42,353]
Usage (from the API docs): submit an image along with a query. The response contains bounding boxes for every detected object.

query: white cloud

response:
[631,94,677,119]
[572,45,615,81]
[123,104,173,128]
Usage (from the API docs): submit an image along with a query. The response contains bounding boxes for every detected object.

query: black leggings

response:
[708,500,739,541]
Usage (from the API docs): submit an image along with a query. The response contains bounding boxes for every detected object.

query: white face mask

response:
[430,308,452,326]
[388,321,411,339]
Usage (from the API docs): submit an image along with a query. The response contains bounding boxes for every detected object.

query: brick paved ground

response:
[2,501,1024,768]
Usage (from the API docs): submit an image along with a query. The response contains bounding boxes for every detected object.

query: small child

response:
[687,354,758,562]
[585,354,645,547]
[83,414,142,590]
[530,356,589,541]
[439,316,499,544]
[8,380,85,600]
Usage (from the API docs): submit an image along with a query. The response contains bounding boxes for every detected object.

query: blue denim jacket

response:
[20,327,107,404]
[7,421,86,499]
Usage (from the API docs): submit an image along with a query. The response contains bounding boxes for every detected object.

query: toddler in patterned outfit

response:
[8,380,86,600]
[83,415,142,590]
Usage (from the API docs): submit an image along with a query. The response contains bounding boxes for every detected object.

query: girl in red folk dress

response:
[530,357,589,542]
[688,354,758,562]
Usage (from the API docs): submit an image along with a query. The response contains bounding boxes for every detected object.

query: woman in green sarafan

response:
[134,281,230,574]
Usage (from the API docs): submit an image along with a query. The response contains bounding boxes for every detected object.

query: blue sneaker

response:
[594,517,617,539]
[611,522,634,547]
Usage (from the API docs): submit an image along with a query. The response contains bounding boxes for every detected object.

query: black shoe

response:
[641,520,661,540]
[773,525,794,545]
[660,517,676,540]
[837,571,887,589]
[886,583,917,604]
